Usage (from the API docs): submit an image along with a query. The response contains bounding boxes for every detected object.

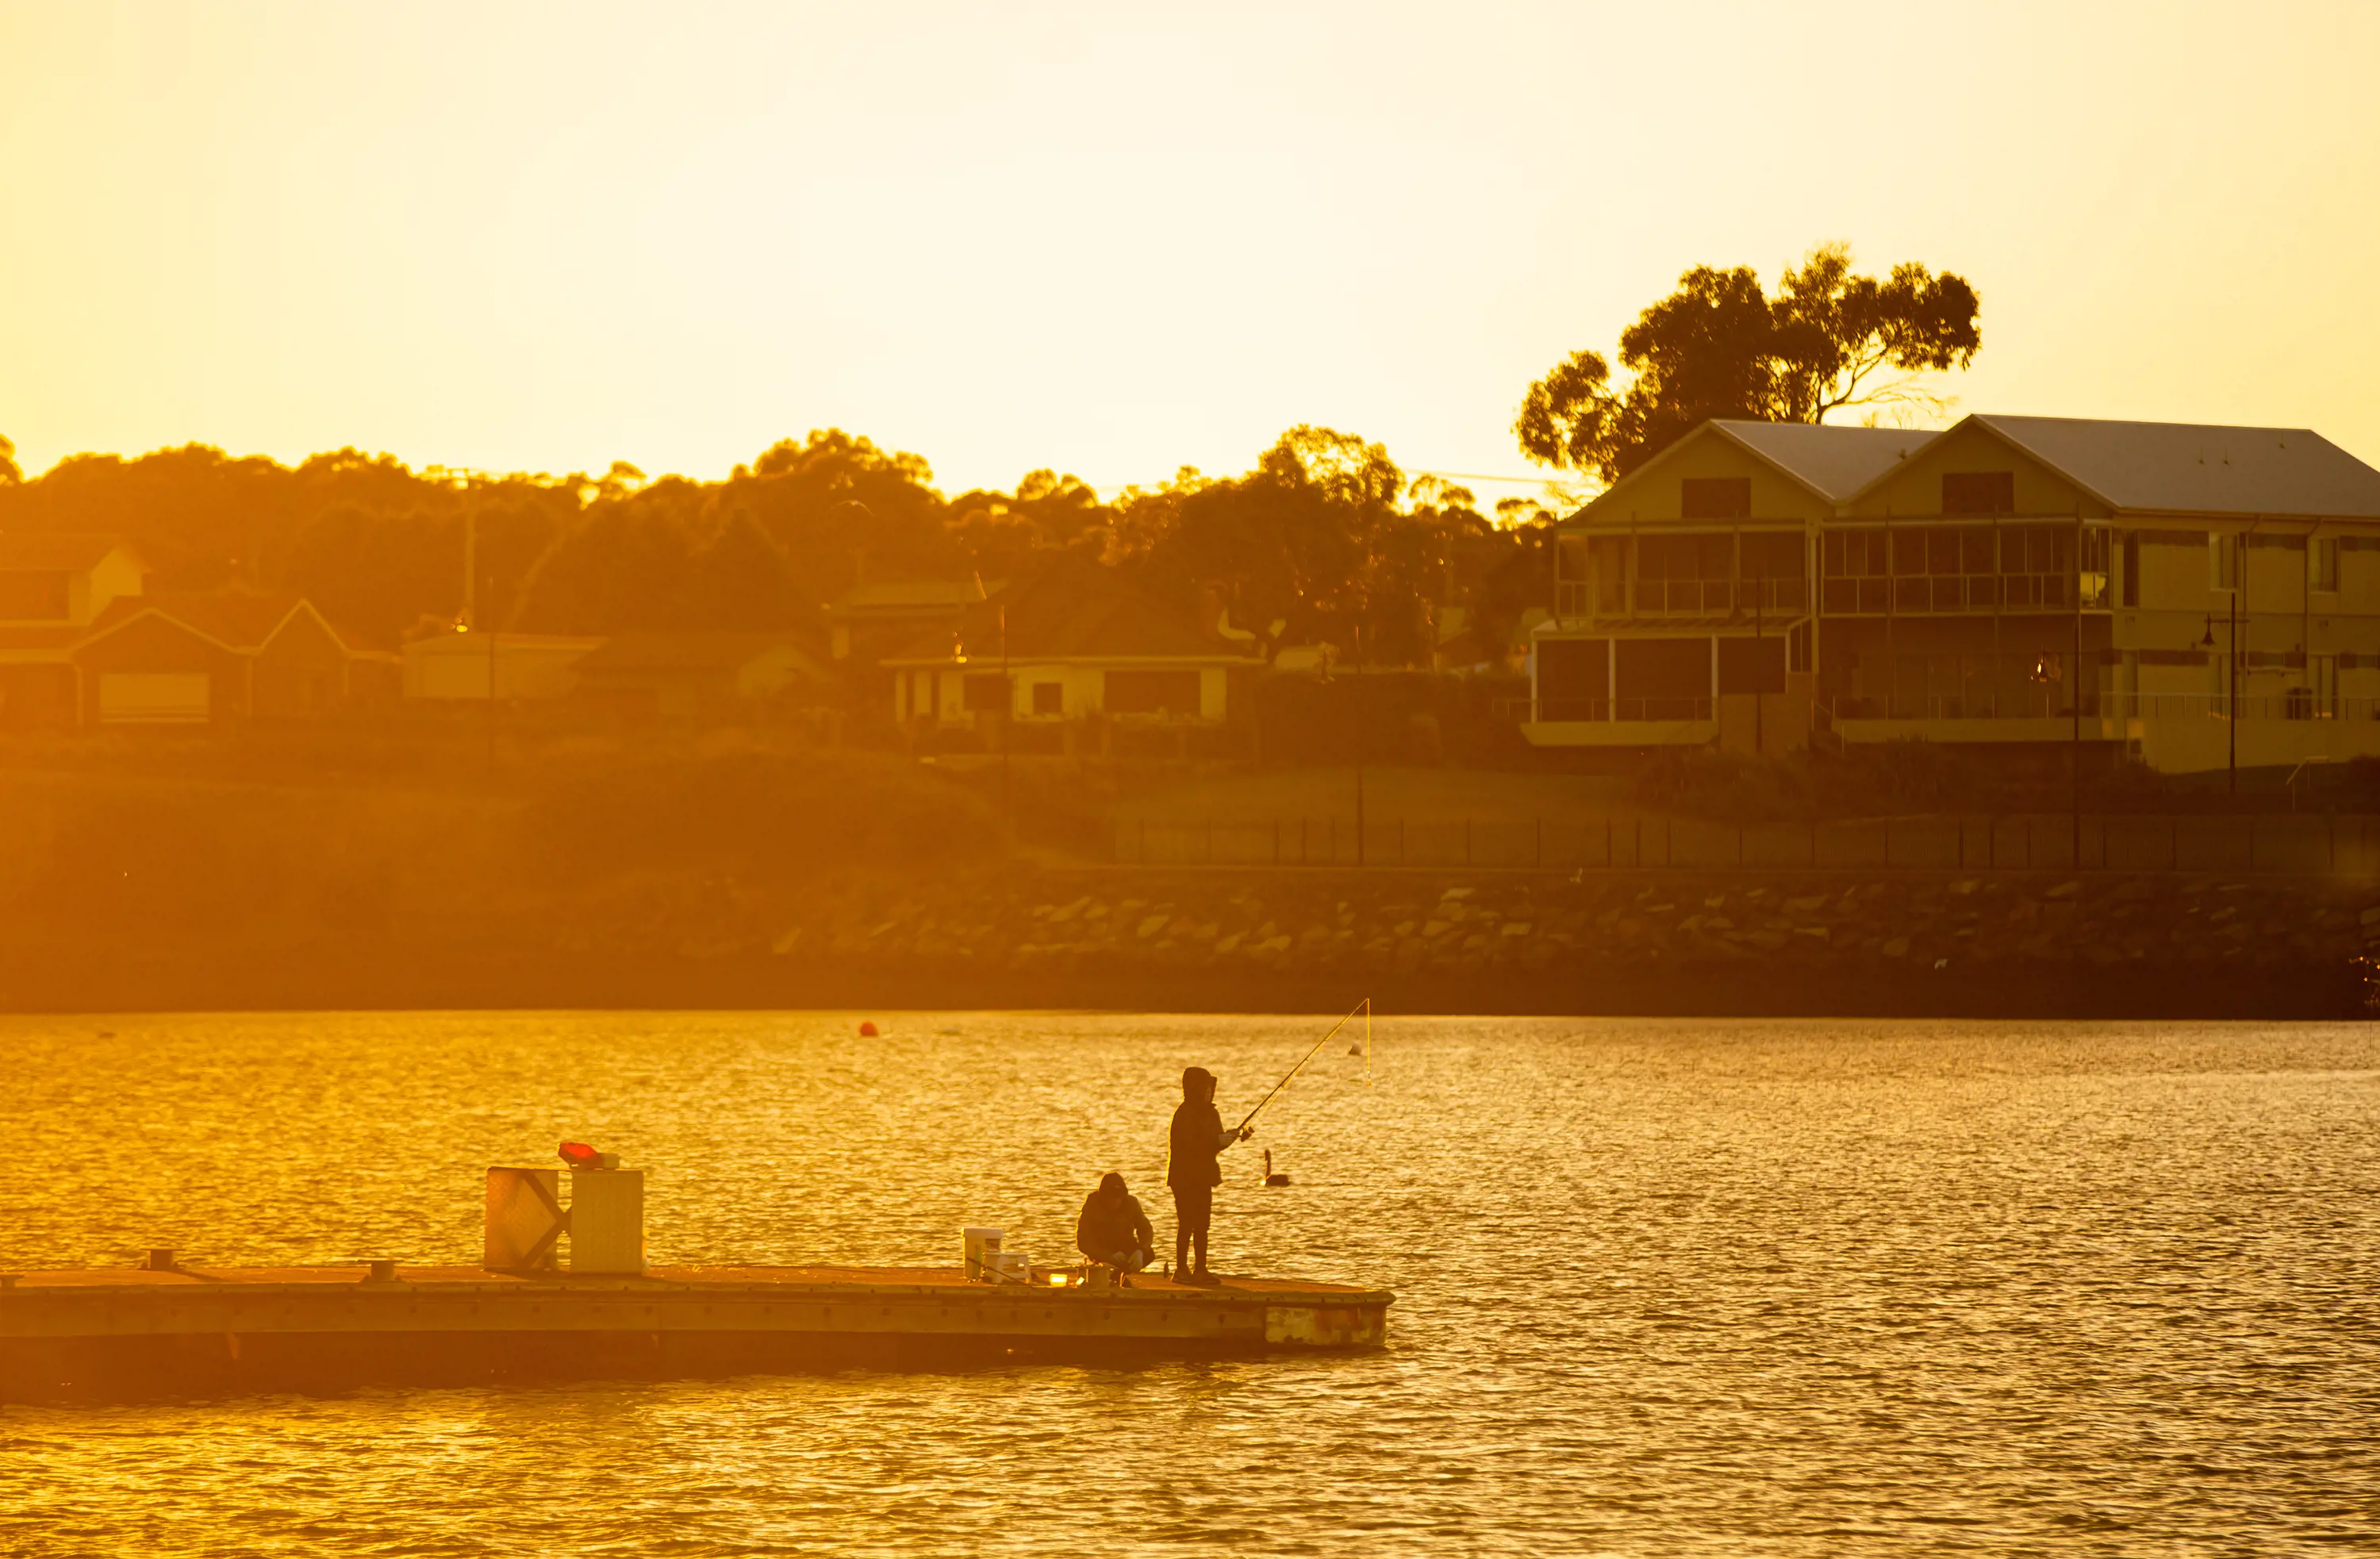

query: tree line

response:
[0,427,1555,668]
[0,243,1978,666]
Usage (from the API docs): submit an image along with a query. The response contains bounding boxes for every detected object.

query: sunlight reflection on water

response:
[2,1012,2376,1557]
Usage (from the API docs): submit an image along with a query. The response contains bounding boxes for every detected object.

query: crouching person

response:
[1076,1171,1156,1284]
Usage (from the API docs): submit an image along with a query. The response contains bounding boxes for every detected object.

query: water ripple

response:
[1,1014,2375,1556]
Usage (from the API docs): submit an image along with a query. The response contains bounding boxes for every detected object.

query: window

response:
[1537,638,1608,720]
[1105,669,1200,716]
[962,674,1008,713]
[1680,478,1750,520]
[1740,532,1803,581]
[1634,533,1733,612]
[2312,536,2340,593]
[1821,529,1891,615]
[1588,536,1627,613]
[2210,534,2239,591]
[1942,471,2016,516]
[1740,532,1806,612]
[1031,681,1062,716]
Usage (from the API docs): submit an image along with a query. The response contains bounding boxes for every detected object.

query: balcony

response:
[1556,578,1808,620]
[1532,696,1716,723]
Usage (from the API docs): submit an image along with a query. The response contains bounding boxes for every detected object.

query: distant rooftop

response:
[1709,421,1938,503]
[1960,415,2380,518]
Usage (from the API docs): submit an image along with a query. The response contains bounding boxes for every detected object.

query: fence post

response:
[1738,824,1745,867]
[1299,816,1307,865]
[1273,819,1280,866]
[2248,816,2255,874]
[1206,819,1214,865]
[2025,816,2033,869]
[1400,816,1407,866]
[1637,818,1643,867]
[1883,818,1891,870]
[2171,816,2178,871]
[1464,818,1472,867]
[1139,817,1147,862]
[1329,816,1336,864]
[1536,816,1543,869]
[1606,818,1613,867]
[1811,819,1818,867]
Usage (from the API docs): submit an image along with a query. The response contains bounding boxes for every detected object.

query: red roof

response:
[81,593,386,655]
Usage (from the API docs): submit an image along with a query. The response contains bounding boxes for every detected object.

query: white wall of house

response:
[895,660,1240,723]
[77,548,145,625]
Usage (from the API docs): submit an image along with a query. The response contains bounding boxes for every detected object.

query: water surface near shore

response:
[4,1012,2376,1557]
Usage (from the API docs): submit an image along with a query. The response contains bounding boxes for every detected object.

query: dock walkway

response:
[0,1264,1392,1401]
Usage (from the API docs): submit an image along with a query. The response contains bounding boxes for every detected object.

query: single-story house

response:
[70,593,398,725]
[881,559,1263,750]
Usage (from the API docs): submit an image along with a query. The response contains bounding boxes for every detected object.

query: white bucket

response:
[962,1226,1004,1281]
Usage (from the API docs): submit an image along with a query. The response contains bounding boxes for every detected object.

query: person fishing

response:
[1074,1171,1156,1282]
[1168,1066,1253,1285]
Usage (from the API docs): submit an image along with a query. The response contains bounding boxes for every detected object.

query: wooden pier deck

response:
[0,1264,1392,1401]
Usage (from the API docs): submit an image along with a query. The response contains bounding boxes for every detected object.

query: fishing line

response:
[1235,996,1372,1136]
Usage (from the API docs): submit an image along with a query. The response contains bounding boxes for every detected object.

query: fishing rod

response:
[1234,996,1370,1136]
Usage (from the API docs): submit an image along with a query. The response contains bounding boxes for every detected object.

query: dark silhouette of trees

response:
[1517,242,1981,483]
[1112,426,1403,651]
[0,435,20,485]
[0,422,1555,670]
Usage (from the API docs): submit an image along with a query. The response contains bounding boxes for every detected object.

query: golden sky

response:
[4,1,2376,498]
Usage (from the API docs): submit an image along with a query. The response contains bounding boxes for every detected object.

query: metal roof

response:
[1956,415,2380,518]
[1707,420,1940,502]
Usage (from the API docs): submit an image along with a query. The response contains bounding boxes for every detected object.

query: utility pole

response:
[1353,628,1366,867]
[1753,570,1765,755]
[998,601,1010,820]
[2072,510,2082,866]
[2230,530,2244,796]
[485,570,497,776]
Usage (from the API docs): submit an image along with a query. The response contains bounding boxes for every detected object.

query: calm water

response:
[3,1012,2377,1557]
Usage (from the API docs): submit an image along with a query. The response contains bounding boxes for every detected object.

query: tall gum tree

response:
[1516,243,1981,485]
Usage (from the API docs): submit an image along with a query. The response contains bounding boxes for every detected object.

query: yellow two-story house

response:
[1524,414,2380,774]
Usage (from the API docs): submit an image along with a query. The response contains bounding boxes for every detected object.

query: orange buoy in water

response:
[858,1021,879,1037]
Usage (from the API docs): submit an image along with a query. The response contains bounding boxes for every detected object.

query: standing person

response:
[1168,1066,1253,1285]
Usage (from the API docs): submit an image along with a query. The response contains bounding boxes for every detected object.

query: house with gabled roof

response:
[881,557,1263,752]
[1525,413,2380,774]
[72,593,399,724]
